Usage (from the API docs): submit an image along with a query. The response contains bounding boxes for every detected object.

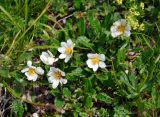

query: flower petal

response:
[27,61,32,67]
[50,67,57,72]
[61,71,65,76]
[59,54,67,59]
[55,58,59,62]
[126,25,131,31]
[47,67,56,76]
[55,68,65,76]
[25,72,38,81]
[120,19,126,25]
[58,47,66,53]
[36,67,44,75]
[99,54,105,61]
[40,53,48,64]
[48,76,54,83]
[42,52,50,57]
[47,50,54,57]
[114,20,121,26]
[86,59,94,68]
[32,113,39,117]
[46,58,56,65]
[111,31,121,38]
[32,75,38,81]
[99,61,106,68]
[64,56,71,63]
[67,39,73,47]
[61,42,67,47]
[21,68,29,73]
[111,25,117,32]
[60,78,67,84]
[111,32,117,38]
[87,53,94,59]
[124,31,131,37]
[92,64,99,72]
[47,71,53,76]
[51,78,60,89]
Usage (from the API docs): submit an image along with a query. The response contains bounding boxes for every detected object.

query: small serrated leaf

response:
[77,18,85,35]
[76,36,94,49]
[63,88,71,98]
[96,93,112,104]
[54,98,65,108]
[85,96,93,108]
[12,100,24,117]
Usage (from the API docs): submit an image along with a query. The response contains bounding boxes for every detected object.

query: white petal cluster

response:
[58,39,75,63]
[21,35,115,88]
[86,53,106,72]
[32,113,39,117]
[21,61,44,81]
[40,50,58,65]
[47,67,67,89]
[111,19,131,38]
[21,39,75,88]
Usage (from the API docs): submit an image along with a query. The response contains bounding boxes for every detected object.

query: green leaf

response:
[117,49,126,63]
[114,106,129,117]
[85,96,93,108]
[128,73,136,89]
[96,93,112,104]
[73,0,84,9]
[12,100,24,117]
[67,67,84,80]
[0,69,9,78]
[18,52,33,63]
[84,78,92,92]
[79,112,88,117]
[73,102,82,112]
[68,67,83,76]
[103,13,112,29]
[96,72,110,81]
[119,72,135,90]
[87,11,101,32]
[54,98,65,108]
[73,112,79,117]
[99,108,109,116]
[77,18,85,35]
[151,86,157,105]
[141,49,154,63]
[63,88,71,98]
[76,36,94,49]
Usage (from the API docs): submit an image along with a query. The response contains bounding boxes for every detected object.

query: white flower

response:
[125,70,129,74]
[47,67,67,89]
[58,39,75,63]
[86,53,106,72]
[21,61,44,81]
[32,113,39,117]
[40,50,58,65]
[110,19,131,38]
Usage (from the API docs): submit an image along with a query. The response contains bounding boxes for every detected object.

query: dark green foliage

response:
[0,0,160,116]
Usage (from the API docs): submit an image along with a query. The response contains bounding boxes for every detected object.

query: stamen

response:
[28,68,36,75]
[118,25,125,33]
[91,57,100,64]
[54,71,62,80]
[65,48,72,55]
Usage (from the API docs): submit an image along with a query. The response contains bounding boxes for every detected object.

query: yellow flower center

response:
[91,57,100,65]
[65,48,72,55]
[53,71,62,80]
[28,68,36,75]
[118,25,126,33]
